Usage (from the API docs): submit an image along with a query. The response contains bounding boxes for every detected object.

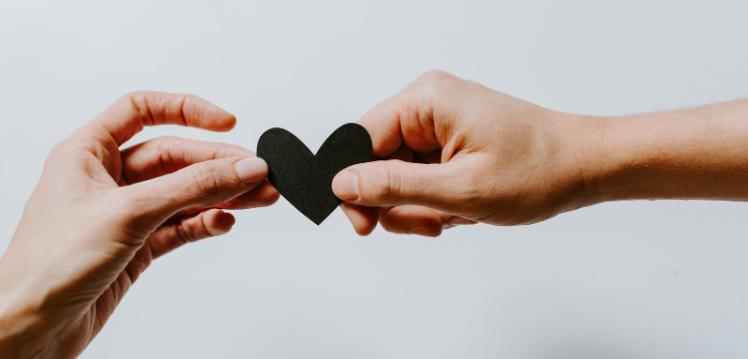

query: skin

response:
[4,71,748,357]
[332,70,748,236]
[0,92,279,358]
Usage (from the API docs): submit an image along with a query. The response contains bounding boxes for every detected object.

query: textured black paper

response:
[257,123,373,224]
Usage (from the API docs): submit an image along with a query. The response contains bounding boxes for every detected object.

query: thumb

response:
[332,159,471,213]
[123,156,268,225]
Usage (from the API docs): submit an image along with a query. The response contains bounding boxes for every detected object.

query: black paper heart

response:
[257,123,373,224]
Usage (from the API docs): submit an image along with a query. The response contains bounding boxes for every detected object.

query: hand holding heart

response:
[6,71,748,357]
[1,75,602,357]
[332,70,604,236]
[0,92,278,358]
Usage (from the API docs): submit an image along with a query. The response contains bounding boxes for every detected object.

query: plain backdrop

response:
[2,0,748,358]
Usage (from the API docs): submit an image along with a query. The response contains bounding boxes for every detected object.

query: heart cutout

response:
[257,123,373,224]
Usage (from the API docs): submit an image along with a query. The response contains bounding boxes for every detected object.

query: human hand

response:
[332,71,604,236]
[0,92,278,358]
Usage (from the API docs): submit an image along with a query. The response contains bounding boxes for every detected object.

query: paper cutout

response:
[257,123,373,224]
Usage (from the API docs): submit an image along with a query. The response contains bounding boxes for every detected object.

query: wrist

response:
[550,111,613,211]
[566,113,644,206]
[580,114,644,203]
[571,101,748,203]
[0,260,53,358]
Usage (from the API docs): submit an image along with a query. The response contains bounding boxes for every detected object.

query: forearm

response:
[586,99,748,202]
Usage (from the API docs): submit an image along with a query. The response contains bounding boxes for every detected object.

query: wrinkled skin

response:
[0,92,278,358]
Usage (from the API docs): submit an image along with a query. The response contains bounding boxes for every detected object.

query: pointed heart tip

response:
[258,123,371,227]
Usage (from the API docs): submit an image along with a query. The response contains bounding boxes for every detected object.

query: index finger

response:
[91,91,237,145]
[359,71,454,158]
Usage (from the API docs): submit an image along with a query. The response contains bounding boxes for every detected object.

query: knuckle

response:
[178,93,198,110]
[363,162,402,202]
[413,69,456,104]
[151,135,181,154]
[122,90,151,106]
[187,164,223,197]
[396,96,425,125]
[182,93,199,106]
[416,69,455,89]
[195,213,214,237]
[124,90,150,98]
[176,213,213,243]
[418,69,452,83]
[175,221,197,244]
[154,138,180,172]
[122,90,153,123]
[368,182,392,202]
[124,90,171,103]
[124,91,188,125]
[385,164,404,199]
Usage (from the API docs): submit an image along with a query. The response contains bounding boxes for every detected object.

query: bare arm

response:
[332,71,748,236]
[590,100,748,202]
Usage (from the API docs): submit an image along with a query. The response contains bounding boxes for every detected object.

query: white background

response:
[2,0,748,358]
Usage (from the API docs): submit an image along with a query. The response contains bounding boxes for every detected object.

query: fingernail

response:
[447,217,478,226]
[234,157,267,184]
[332,170,359,201]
